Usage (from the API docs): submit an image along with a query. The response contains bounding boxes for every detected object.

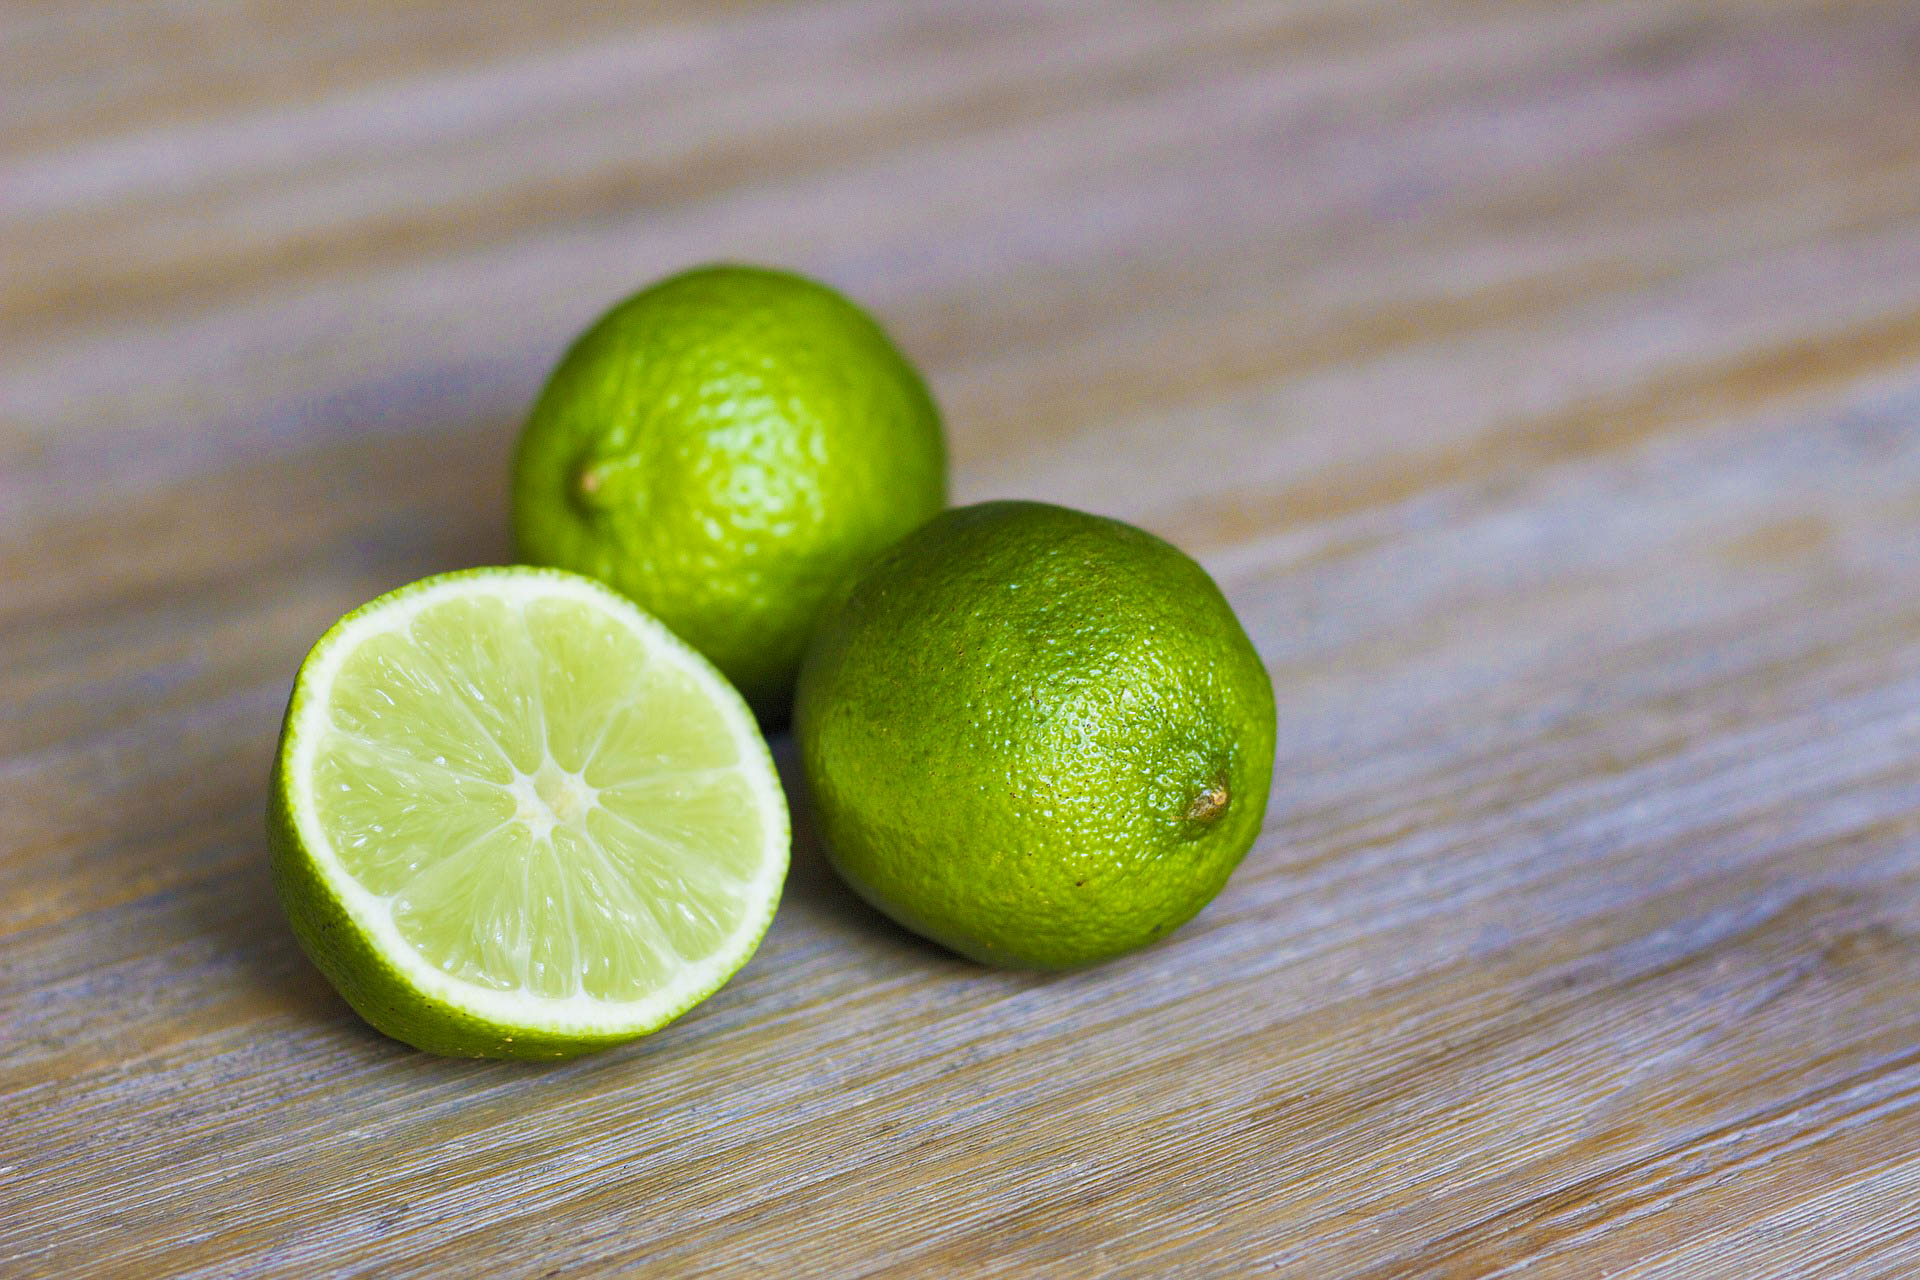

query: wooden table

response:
[6,2,1920,1274]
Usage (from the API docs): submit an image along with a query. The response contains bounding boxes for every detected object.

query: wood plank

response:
[3,0,1919,1274]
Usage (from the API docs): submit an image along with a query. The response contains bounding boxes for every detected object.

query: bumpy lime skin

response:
[795,501,1278,970]
[267,567,788,1060]
[512,264,948,723]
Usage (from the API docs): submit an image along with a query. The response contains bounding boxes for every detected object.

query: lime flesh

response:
[269,567,789,1058]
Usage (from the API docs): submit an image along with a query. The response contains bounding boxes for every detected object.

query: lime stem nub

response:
[573,459,617,511]
[1185,778,1230,824]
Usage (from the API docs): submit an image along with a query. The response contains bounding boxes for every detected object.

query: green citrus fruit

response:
[511,263,947,722]
[268,566,789,1058]
[794,501,1276,969]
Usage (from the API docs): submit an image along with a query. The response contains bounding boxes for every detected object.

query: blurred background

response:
[10,2,1916,585]
[6,3,1920,1275]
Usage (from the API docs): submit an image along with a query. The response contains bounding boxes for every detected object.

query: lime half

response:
[268,567,789,1058]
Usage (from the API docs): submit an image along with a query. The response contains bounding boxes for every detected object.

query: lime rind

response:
[794,501,1275,971]
[269,566,790,1058]
[510,264,948,722]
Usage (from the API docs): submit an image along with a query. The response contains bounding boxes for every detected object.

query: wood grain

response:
[5,1,1920,1275]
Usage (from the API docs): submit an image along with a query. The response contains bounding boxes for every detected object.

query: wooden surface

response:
[5,2,1920,1275]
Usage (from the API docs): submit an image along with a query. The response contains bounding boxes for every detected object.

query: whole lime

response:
[512,263,947,721]
[795,500,1276,969]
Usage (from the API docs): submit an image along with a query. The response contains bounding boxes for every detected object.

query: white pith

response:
[284,570,787,1036]
[509,762,597,844]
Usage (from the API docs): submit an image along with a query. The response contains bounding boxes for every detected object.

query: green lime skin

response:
[795,501,1277,970]
[512,264,947,722]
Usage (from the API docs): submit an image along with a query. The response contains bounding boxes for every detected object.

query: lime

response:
[267,567,789,1058]
[511,263,947,722]
[795,501,1276,970]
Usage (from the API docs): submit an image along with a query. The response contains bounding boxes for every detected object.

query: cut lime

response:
[268,567,789,1058]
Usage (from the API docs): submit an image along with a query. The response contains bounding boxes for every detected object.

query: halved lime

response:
[268,567,789,1058]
